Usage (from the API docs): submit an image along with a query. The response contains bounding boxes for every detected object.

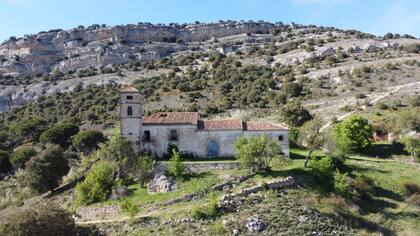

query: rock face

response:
[0,22,284,76]
[148,174,177,193]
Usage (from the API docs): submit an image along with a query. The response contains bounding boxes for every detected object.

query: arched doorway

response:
[207,140,219,158]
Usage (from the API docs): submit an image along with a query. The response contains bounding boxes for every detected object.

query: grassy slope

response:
[80,147,419,235]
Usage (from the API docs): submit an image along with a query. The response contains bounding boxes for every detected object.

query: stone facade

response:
[120,87,289,158]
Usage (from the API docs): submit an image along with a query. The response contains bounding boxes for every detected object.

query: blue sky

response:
[0,0,419,41]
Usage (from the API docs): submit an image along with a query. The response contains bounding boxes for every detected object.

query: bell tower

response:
[120,86,142,153]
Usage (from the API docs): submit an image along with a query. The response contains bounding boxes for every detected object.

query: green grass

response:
[107,170,239,211]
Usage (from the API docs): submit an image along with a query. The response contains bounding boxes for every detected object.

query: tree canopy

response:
[22,145,69,193]
[333,114,373,154]
[40,123,79,148]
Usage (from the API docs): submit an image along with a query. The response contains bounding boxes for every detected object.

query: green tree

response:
[95,132,135,179]
[72,130,106,154]
[22,145,69,193]
[234,135,282,173]
[333,115,373,154]
[0,149,12,173]
[298,118,325,167]
[168,149,185,178]
[136,155,155,188]
[75,161,114,206]
[40,123,79,148]
[10,118,47,143]
[279,99,313,127]
[0,202,76,236]
[10,147,36,169]
[401,136,420,160]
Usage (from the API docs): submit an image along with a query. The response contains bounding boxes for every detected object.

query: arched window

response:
[127,106,133,116]
[207,140,219,157]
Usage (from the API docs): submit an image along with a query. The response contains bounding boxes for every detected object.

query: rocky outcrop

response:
[245,217,266,232]
[148,174,177,193]
[0,22,284,76]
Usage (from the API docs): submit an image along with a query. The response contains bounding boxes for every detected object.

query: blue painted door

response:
[208,140,219,157]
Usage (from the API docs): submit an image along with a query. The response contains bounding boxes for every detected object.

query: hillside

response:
[0,21,419,236]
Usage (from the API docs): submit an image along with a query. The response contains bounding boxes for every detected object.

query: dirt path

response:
[320,80,420,131]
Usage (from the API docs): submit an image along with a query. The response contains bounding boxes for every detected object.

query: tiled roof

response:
[244,122,288,131]
[120,86,139,93]
[143,112,199,125]
[199,119,243,130]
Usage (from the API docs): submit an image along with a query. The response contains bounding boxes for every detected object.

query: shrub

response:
[334,171,350,195]
[120,197,138,217]
[0,202,76,236]
[407,193,420,207]
[10,147,36,169]
[168,149,185,178]
[191,193,218,219]
[22,145,69,193]
[72,130,106,154]
[0,149,12,173]
[40,123,79,148]
[404,182,420,197]
[349,175,375,201]
[310,156,333,183]
[75,161,114,206]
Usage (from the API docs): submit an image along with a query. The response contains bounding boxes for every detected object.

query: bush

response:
[0,149,12,173]
[40,123,79,148]
[334,171,350,195]
[120,197,138,217]
[310,156,333,183]
[75,161,114,206]
[0,202,76,236]
[168,149,185,178]
[407,193,420,207]
[404,182,420,197]
[22,145,69,193]
[349,175,375,201]
[191,193,218,219]
[10,147,36,169]
[72,130,106,154]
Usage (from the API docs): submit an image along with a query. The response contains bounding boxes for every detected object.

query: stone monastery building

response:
[120,87,289,158]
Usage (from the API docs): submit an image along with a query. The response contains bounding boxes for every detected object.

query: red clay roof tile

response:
[200,119,243,130]
[244,122,288,131]
[143,112,199,125]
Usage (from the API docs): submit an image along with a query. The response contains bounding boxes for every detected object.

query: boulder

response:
[245,217,265,232]
[319,47,335,57]
[148,174,177,193]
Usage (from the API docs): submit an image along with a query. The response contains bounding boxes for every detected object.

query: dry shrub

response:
[407,193,420,207]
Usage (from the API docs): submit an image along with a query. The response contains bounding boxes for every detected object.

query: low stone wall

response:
[156,162,241,173]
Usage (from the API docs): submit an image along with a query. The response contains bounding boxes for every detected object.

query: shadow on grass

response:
[348,163,389,174]
[373,185,404,202]
[333,211,396,236]
[180,171,214,182]
[258,168,333,196]
[362,143,407,159]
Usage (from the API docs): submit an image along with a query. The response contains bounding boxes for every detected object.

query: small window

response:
[169,130,178,141]
[278,135,284,141]
[127,106,133,116]
[127,95,133,100]
[128,132,133,135]
[143,130,151,142]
